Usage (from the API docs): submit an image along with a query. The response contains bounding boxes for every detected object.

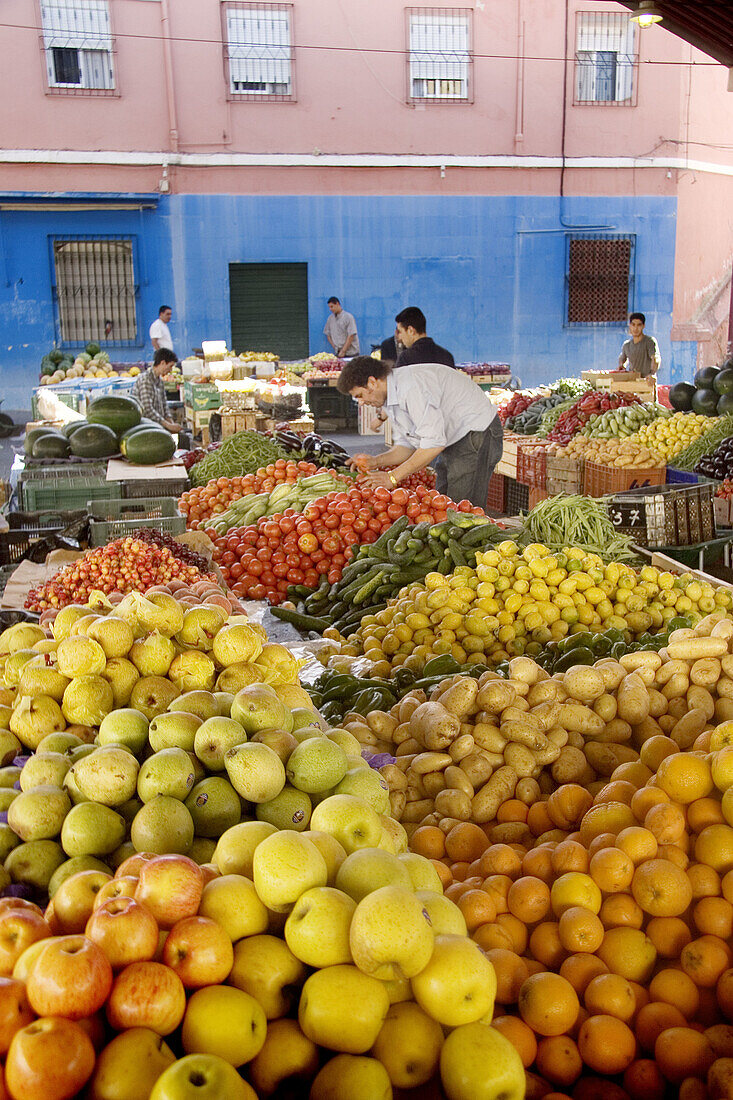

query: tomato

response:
[221,551,236,566]
[298,534,318,553]
[315,560,330,574]
[367,518,382,532]
[229,563,244,579]
[324,514,340,530]
[272,562,289,578]
[257,548,272,562]
[251,584,267,600]
[322,537,340,554]
[278,517,295,533]
[353,518,367,533]
[247,561,264,577]
[332,553,346,567]
[386,504,404,520]
[327,569,341,584]
[287,568,305,584]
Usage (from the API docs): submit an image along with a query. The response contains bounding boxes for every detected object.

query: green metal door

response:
[229,262,309,359]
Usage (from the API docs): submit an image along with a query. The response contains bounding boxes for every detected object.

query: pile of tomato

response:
[208,484,483,603]
[179,461,329,528]
[388,467,437,491]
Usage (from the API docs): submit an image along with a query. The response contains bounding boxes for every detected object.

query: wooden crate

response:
[495,432,522,479]
[545,454,583,496]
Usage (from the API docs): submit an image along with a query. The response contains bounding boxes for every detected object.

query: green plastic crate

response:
[88,497,186,546]
[31,391,82,419]
[21,476,121,511]
[183,381,221,410]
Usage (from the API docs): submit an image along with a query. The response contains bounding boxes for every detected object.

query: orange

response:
[705,1062,733,1100]
[589,847,634,895]
[680,935,732,988]
[491,1015,537,1068]
[646,916,693,958]
[630,785,670,823]
[573,1079,632,1100]
[495,913,529,955]
[577,1014,636,1075]
[579,802,635,846]
[715,967,733,1019]
[445,882,472,903]
[593,780,636,807]
[723,869,733,904]
[507,876,552,924]
[688,797,726,833]
[457,889,497,932]
[597,927,657,983]
[687,862,722,900]
[550,873,602,917]
[535,1035,583,1088]
[497,799,529,824]
[522,957,547,978]
[696,824,733,873]
[704,1022,733,1057]
[622,1058,667,1100]
[599,893,644,930]
[631,858,693,917]
[658,842,690,870]
[654,1026,715,1084]
[551,840,589,876]
[639,735,679,773]
[611,761,653,788]
[478,844,523,878]
[560,953,608,996]
[649,969,700,1019]
[410,825,446,860]
[529,922,566,970]
[628,979,650,1015]
[587,832,618,858]
[656,753,714,804]
[521,846,555,884]
[583,972,636,1023]
[635,1001,688,1052]
[472,923,514,952]
[482,874,512,914]
[644,802,686,845]
[518,972,580,1037]
[527,801,555,837]
[693,896,733,939]
[557,907,604,954]
[445,822,489,863]
[431,859,453,889]
[450,861,471,882]
[485,949,528,1005]
[615,826,658,865]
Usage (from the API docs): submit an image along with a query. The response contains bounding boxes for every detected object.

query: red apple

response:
[0,909,51,978]
[106,961,186,1035]
[52,870,113,934]
[26,935,113,1020]
[199,863,220,886]
[135,855,204,930]
[75,1011,107,1052]
[42,900,63,936]
[0,976,35,1056]
[5,1016,95,1100]
[86,896,159,969]
[115,852,157,879]
[92,876,139,911]
[0,899,42,917]
[162,916,234,988]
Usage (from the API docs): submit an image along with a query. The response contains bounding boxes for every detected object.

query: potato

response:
[630,716,664,748]
[665,698,688,722]
[562,666,606,703]
[396,738,422,757]
[587,717,632,744]
[657,715,676,734]
[668,627,697,645]
[472,723,507,754]
[409,702,460,751]
[718,676,733,700]
[527,680,563,707]
[503,742,536,777]
[593,693,617,723]
[565,730,584,749]
[632,666,657,687]
[619,651,663,673]
[391,723,413,746]
[397,695,423,723]
[490,822,533,846]
[530,702,563,731]
[687,685,715,721]
[471,766,517,824]
[508,655,543,685]
[647,689,668,718]
[668,637,728,660]
[515,777,541,804]
[460,752,495,789]
[716,698,733,723]
[401,798,434,823]
[366,711,398,739]
[616,673,651,725]
[671,708,707,750]
[476,680,518,714]
[501,721,550,751]
[594,659,627,691]
[661,673,690,701]
[435,788,472,821]
[532,742,563,767]
[547,727,570,748]
[380,764,407,791]
[437,816,461,834]
[437,678,479,719]
[690,658,721,688]
[538,771,555,796]
[584,742,639,777]
[449,733,475,762]
[712,619,733,641]
[557,703,605,735]
[551,746,587,785]
[444,766,474,799]
[500,700,531,719]
[389,791,406,819]
[406,778,427,800]
[422,772,446,798]
[410,751,453,775]
[655,659,690,686]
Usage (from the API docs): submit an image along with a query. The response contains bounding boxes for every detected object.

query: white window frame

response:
[407,8,472,104]
[574,11,637,106]
[223,2,294,101]
[40,0,115,93]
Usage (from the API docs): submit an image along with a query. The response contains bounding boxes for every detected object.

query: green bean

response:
[523,494,637,562]
[189,432,288,486]
[672,416,733,471]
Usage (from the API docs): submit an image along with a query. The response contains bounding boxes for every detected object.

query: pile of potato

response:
[554,434,664,469]
[342,614,733,837]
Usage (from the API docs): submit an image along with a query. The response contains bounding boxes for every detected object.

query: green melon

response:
[24,427,55,455]
[121,428,176,466]
[31,432,71,459]
[86,395,141,437]
[69,423,119,459]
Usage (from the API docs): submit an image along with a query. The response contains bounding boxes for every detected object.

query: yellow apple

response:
[310,1053,392,1100]
[439,1021,525,1100]
[228,933,306,1019]
[149,1053,257,1100]
[398,852,444,893]
[381,975,412,1004]
[349,884,434,981]
[198,875,268,941]
[309,795,382,854]
[284,886,355,967]
[252,831,327,912]
[415,890,468,936]
[302,830,347,885]
[372,1000,444,1089]
[411,934,497,1027]
[248,1018,319,1097]
[212,820,277,878]
[335,849,412,903]
[181,985,266,1067]
[88,1027,176,1100]
[380,815,408,854]
[298,964,389,1053]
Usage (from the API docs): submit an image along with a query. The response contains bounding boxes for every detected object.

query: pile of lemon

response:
[634,412,714,461]
[347,542,732,671]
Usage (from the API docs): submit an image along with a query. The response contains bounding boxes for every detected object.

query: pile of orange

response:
[411,735,733,1099]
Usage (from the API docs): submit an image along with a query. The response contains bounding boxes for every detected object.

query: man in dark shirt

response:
[394,306,455,369]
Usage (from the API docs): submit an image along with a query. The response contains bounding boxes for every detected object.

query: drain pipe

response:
[160,0,179,154]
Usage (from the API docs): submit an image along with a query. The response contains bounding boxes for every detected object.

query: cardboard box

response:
[183,381,221,410]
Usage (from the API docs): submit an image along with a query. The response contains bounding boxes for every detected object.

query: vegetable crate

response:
[183,382,221,411]
[88,497,186,546]
[666,467,701,485]
[20,476,121,511]
[516,441,550,490]
[545,455,583,496]
[486,472,505,512]
[496,433,522,480]
[504,476,529,515]
[31,390,82,419]
[583,460,665,498]
[0,510,88,565]
[607,481,717,548]
[121,477,189,500]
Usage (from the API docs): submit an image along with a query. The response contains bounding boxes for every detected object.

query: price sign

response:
[609,501,648,529]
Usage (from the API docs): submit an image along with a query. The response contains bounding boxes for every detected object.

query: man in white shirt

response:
[339,357,503,507]
[324,297,359,357]
[149,305,174,355]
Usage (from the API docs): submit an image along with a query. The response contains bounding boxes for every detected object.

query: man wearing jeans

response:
[338,357,503,507]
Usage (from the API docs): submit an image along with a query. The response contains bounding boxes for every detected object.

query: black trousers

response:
[433,418,504,507]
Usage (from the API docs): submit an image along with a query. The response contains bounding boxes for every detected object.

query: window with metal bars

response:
[574,11,637,105]
[566,235,634,326]
[52,238,138,347]
[222,2,294,101]
[39,0,116,94]
[406,8,472,103]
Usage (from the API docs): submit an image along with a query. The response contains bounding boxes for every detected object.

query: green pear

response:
[212,820,277,878]
[98,708,149,754]
[48,855,111,897]
[110,841,137,870]
[7,785,71,842]
[130,796,194,854]
[214,692,234,717]
[68,744,97,764]
[185,778,241,838]
[0,789,18,812]
[291,707,318,732]
[168,691,219,721]
[137,748,196,803]
[20,752,70,792]
[0,823,19,862]
[36,732,83,756]
[286,738,348,795]
[0,766,21,789]
[0,730,22,767]
[334,767,391,815]
[224,743,286,803]
[61,802,127,857]
[335,849,413,903]
[250,729,298,764]
[327,729,364,756]
[256,786,312,832]
[148,711,201,753]
[117,798,143,824]
[291,726,326,744]
[5,839,65,889]
[71,747,139,806]
[188,837,217,865]
[231,684,294,735]
[194,716,248,771]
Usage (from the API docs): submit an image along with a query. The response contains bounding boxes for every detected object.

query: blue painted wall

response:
[0,193,683,407]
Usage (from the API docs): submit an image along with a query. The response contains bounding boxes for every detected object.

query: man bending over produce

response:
[339,356,503,507]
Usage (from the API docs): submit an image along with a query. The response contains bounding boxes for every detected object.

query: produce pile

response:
[340,613,733,1098]
[583,403,667,440]
[188,432,289,486]
[179,460,327,528]
[270,429,350,468]
[669,415,733,472]
[556,435,665,470]
[505,393,569,435]
[211,487,483,604]
[344,543,729,673]
[669,360,733,417]
[181,441,221,472]
[498,391,547,426]
[631,411,716,463]
[521,495,636,561]
[23,395,176,466]
[696,436,733,482]
[39,342,126,384]
[547,392,641,446]
[25,534,217,611]
[199,471,348,538]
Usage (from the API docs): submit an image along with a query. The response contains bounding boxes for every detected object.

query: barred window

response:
[52,239,138,346]
[40,0,115,94]
[567,236,634,326]
[407,8,472,103]
[575,11,637,105]
[223,3,294,101]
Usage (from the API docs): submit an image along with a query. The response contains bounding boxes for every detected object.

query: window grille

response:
[39,0,115,94]
[566,236,634,326]
[574,11,637,105]
[407,8,472,103]
[223,2,294,101]
[52,238,138,346]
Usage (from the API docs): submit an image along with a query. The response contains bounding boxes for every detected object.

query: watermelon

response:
[61,421,88,439]
[695,366,720,390]
[24,427,55,455]
[85,342,101,357]
[69,423,119,459]
[87,395,141,436]
[119,419,160,445]
[714,369,733,397]
[32,432,71,459]
[121,428,176,466]
[717,394,733,418]
[691,388,720,416]
[669,382,696,412]
[48,349,64,365]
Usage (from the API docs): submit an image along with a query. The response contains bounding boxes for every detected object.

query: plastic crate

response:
[19,463,107,485]
[89,497,186,546]
[666,467,700,485]
[516,442,549,490]
[0,510,87,565]
[31,391,82,419]
[608,481,717,547]
[487,472,505,511]
[183,382,221,410]
[583,460,666,498]
[21,477,121,511]
[504,477,529,514]
[121,478,189,500]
